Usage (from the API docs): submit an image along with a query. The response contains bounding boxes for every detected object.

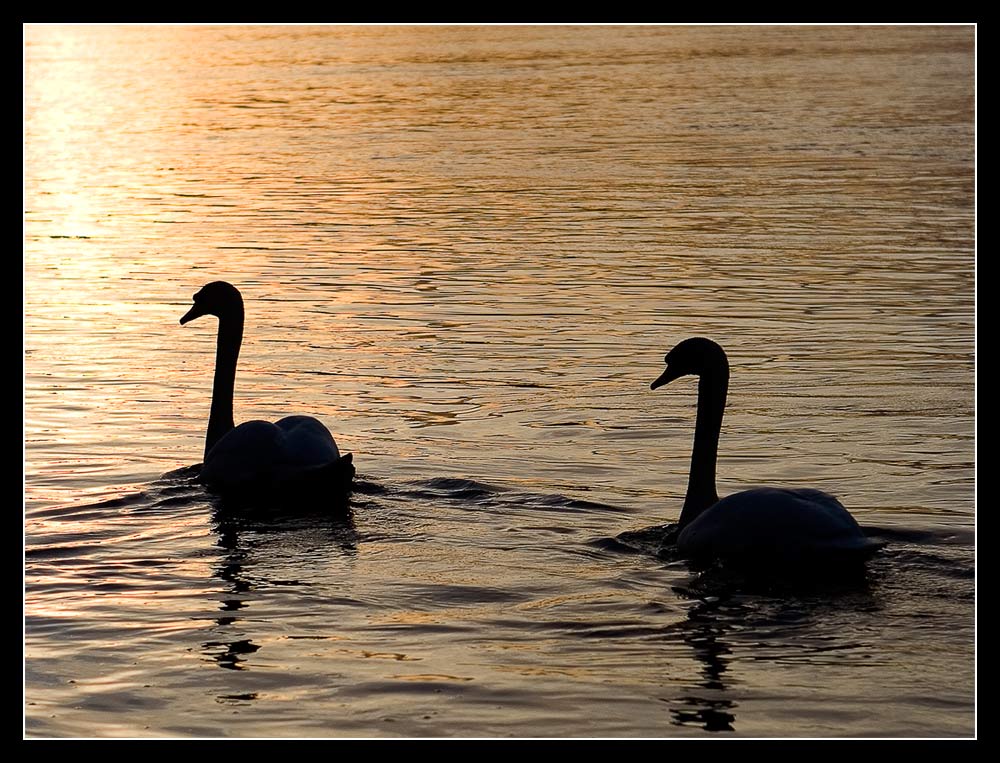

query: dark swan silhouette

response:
[651,337,882,566]
[180,281,354,498]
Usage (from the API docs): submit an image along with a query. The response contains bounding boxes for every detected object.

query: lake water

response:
[23,24,975,738]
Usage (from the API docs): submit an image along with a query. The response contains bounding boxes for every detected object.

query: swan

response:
[650,337,882,567]
[180,281,354,498]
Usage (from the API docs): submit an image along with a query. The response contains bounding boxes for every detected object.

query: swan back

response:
[677,487,883,566]
[200,418,352,497]
[273,415,342,465]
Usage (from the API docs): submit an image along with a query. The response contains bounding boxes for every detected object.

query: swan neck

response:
[205,311,243,460]
[679,364,728,527]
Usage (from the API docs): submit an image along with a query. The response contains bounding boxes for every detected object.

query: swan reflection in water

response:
[664,590,738,732]
[201,493,360,677]
[661,570,878,733]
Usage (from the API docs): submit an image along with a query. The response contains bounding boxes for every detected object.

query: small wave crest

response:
[393,476,629,515]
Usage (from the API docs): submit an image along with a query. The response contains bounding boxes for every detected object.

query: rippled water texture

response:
[24,25,975,737]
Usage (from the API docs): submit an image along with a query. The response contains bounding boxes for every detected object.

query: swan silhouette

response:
[180,281,354,498]
[651,337,882,566]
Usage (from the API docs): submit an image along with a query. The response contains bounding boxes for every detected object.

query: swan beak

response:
[650,365,684,390]
[179,304,205,325]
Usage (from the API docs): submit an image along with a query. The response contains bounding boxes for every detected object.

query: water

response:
[23,24,975,737]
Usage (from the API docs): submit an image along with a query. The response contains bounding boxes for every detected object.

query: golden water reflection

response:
[24,24,974,737]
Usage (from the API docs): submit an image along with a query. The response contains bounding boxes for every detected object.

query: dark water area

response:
[25,471,973,737]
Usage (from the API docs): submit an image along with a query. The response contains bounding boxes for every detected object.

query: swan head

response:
[180,281,244,325]
[651,337,729,390]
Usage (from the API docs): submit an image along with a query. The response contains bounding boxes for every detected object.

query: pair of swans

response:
[180,282,880,566]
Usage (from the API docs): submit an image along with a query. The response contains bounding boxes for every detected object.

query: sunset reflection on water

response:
[25,24,974,738]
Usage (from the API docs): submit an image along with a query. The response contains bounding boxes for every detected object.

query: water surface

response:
[24,24,975,738]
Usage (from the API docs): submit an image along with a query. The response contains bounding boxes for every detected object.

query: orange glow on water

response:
[25,25,974,738]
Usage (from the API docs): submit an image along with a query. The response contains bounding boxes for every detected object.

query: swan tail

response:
[280,453,355,495]
[832,536,886,561]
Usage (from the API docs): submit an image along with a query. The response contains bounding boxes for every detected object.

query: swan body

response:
[180,281,354,498]
[651,337,881,567]
[676,487,880,565]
